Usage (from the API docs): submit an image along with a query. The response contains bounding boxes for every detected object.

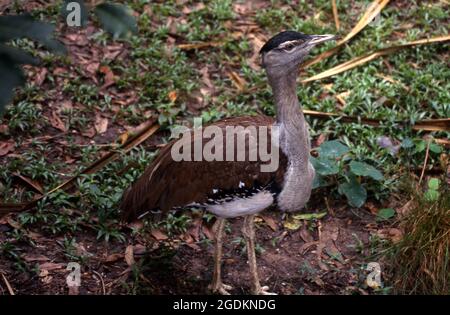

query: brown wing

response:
[120,115,287,222]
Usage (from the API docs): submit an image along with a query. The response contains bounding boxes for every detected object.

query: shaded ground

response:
[0,202,389,295]
[0,0,448,295]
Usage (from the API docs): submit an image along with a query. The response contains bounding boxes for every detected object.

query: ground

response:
[0,0,448,295]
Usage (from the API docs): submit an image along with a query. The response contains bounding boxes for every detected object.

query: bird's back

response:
[120,115,288,221]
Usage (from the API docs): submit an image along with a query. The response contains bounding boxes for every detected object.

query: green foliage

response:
[0,14,63,112]
[312,140,384,207]
[376,208,396,221]
[424,178,440,202]
[0,1,137,113]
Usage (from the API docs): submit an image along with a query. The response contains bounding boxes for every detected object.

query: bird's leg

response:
[242,215,276,295]
[209,217,233,295]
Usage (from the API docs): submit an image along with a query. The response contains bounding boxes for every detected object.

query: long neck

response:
[267,68,310,168]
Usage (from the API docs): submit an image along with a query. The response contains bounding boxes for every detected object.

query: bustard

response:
[121,31,336,295]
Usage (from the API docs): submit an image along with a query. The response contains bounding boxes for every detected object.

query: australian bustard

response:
[121,31,336,295]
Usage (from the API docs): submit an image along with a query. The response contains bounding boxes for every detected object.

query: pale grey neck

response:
[267,68,310,167]
[266,66,315,213]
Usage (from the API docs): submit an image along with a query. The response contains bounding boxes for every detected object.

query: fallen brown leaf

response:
[227,70,247,92]
[34,68,47,86]
[14,173,44,194]
[99,65,116,90]
[49,111,67,132]
[150,229,168,241]
[0,140,14,157]
[95,115,108,134]
[39,262,65,271]
[125,245,135,266]
[168,90,178,102]
[259,214,278,231]
[23,254,50,262]
[104,253,123,263]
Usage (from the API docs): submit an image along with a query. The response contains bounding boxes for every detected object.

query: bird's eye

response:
[283,43,296,51]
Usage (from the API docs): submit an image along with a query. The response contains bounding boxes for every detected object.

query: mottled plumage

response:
[121,116,288,221]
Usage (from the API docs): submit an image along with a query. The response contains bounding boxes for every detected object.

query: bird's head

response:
[260,31,336,74]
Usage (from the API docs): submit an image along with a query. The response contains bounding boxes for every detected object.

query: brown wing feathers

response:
[120,116,286,222]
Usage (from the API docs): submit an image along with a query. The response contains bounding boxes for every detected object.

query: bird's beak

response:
[309,34,338,45]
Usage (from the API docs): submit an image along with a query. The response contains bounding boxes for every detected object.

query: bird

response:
[120,31,336,295]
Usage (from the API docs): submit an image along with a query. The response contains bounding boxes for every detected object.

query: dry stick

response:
[92,270,106,295]
[303,110,450,132]
[418,138,431,185]
[302,36,450,83]
[1,272,15,295]
[331,0,340,31]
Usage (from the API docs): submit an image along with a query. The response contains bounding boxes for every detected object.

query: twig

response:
[92,270,106,295]
[331,0,340,30]
[418,138,431,185]
[1,272,15,295]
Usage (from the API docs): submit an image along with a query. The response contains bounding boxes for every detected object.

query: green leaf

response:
[61,0,89,27]
[429,143,442,154]
[414,139,426,153]
[339,177,367,208]
[401,137,414,149]
[94,3,138,39]
[349,161,383,181]
[310,156,339,176]
[424,190,440,202]
[427,178,440,191]
[377,208,396,221]
[317,140,349,159]
[0,15,65,53]
[0,59,24,113]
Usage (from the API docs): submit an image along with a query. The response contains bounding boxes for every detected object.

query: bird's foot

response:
[253,285,277,295]
[209,282,233,295]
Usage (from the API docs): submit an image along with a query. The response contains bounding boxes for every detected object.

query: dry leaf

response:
[0,141,14,157]
[0,124,9,134]
[377,228,403,243]
[259,214,278,231]
[168,90,178,102]
[227,70,247,92]
[39,262,64,271]
[95,115,108,134]
[34,68,47,86]
[23,254,49,262]
[14,173,44,194]
[202,225,214,240]
[150,229,168,241]
[104,253,123,263]
[99,65,115,89]
[49,111,67,132]
[124,245,135,266]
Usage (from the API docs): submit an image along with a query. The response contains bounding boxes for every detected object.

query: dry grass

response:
[389,181,449,295]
